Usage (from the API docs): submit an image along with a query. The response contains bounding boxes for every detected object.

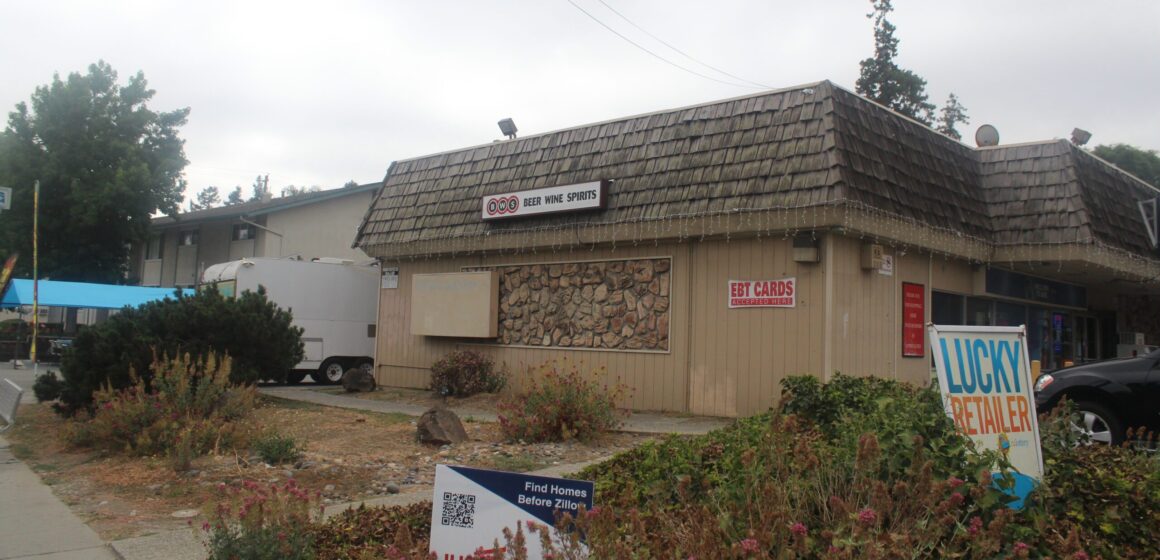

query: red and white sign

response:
[728,278,796,308]
[482,180,608,221]
[902,282,925,357]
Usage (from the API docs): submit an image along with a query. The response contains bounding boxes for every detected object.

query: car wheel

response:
[1071,400,1124,445]
[285,371,307,385]
[311,359,347,385]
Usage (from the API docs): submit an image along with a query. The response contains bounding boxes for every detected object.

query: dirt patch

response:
[6,397,652,541]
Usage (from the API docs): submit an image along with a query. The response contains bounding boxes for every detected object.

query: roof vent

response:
[975,125,1000,147]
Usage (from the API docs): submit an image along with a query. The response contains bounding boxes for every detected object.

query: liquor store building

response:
[354,80,1160,418]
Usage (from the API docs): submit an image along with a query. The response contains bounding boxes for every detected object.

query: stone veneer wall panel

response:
[495,258,670,351]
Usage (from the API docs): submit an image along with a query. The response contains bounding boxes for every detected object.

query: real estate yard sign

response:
[928,324,1043,507]
[430,464,594,559]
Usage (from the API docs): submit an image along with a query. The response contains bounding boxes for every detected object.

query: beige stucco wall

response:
[263,192,374,261]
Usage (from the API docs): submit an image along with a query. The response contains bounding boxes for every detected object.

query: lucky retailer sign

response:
[928,324,1043,507]
[430,465,594,559]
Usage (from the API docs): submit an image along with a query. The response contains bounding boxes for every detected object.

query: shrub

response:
[57,286,303,413]
[429,349,505,397]
[497,359,629,442]
[568,373,1153,558]
[66,353,256,464]
[311,502,431,559]
[253,432,301,465]
[32,370,64,402]
[204,479,318,560]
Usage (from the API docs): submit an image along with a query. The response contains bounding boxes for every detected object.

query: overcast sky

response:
[2,1,1158,203]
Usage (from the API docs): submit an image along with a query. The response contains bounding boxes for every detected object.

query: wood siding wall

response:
[685,237,826,416]
[375,234,971,417]
[826,236,933,387]
[375,244,690,413]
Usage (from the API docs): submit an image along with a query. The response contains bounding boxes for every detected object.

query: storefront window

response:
[966,298,992,326]
[994,301,1026,327]
[932,292,964,325]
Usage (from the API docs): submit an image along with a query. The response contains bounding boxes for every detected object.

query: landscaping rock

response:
[416,404,469,445]
[341,367,376,392]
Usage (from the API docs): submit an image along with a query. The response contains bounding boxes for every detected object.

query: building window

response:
[179,230,199,246]
[931,291,964,325]
[145,233,163,259]
[232,224,256,241]
[966,297,993,326]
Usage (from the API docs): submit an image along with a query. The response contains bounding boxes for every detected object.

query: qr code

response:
[441,492,476,528]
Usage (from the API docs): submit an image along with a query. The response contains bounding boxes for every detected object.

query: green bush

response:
[429,349,505,397]
[32,370,64,402]
[253,432,301,465]
[497,359,629,442]
[57,287,303,413]
[568,373,1154,558]
[66,353,256,465]
[204,479,317,560]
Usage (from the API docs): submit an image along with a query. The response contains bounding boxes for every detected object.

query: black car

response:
[1034,349,1160,445]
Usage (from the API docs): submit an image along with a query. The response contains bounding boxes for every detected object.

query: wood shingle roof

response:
[355,81,1160,270]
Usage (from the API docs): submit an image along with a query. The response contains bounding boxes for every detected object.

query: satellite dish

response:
[975,124,1000,147]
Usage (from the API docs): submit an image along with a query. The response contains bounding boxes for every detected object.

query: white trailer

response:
[201,257,379,384]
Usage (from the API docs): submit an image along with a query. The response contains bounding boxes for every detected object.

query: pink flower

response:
[857,507,878,526]
[790,522,808,537]
[738,538,760,554]
[1073,553,1089,560]
[948,493,965,506]
[968,516,983,535]
[947,476,964,488]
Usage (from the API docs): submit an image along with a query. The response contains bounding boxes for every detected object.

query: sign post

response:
[928,324,1043,508]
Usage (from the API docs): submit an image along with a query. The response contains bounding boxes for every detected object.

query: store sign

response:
[481,180,608,221]
[381,266,399,289]
[928,325,1043,508]
[728,278,796,308]
[430,465,594,559]
[901,283,924,357]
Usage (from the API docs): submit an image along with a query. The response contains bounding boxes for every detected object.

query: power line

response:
[563,0,764,90]
[594,0,774,90]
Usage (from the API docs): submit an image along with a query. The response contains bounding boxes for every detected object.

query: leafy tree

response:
[342,180,360,189]
[936,93,970,141]
[0,61,188,282]
[189,186,221,211]
[855,0,935,124]
[224,186,245,206]
[280,184,321,197]
[1092,144,1160,188]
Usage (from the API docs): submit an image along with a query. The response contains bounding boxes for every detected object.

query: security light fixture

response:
[1071,128,1092,146]
[498,118,518,139]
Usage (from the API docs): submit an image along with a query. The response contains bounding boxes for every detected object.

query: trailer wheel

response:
[312,359,347,385]
[357,360,374,377]
[285,371,307,385]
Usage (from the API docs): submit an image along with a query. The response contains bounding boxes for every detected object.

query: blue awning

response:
[0,279,188,309]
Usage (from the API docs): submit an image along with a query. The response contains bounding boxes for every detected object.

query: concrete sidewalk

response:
[0,434,117,560]
[258,385,733,435]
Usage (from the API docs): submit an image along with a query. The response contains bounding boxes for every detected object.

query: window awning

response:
[0,279,188,310]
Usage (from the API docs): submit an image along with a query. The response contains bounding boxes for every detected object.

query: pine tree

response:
[936,93,970,141]
[855,0,936,124]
